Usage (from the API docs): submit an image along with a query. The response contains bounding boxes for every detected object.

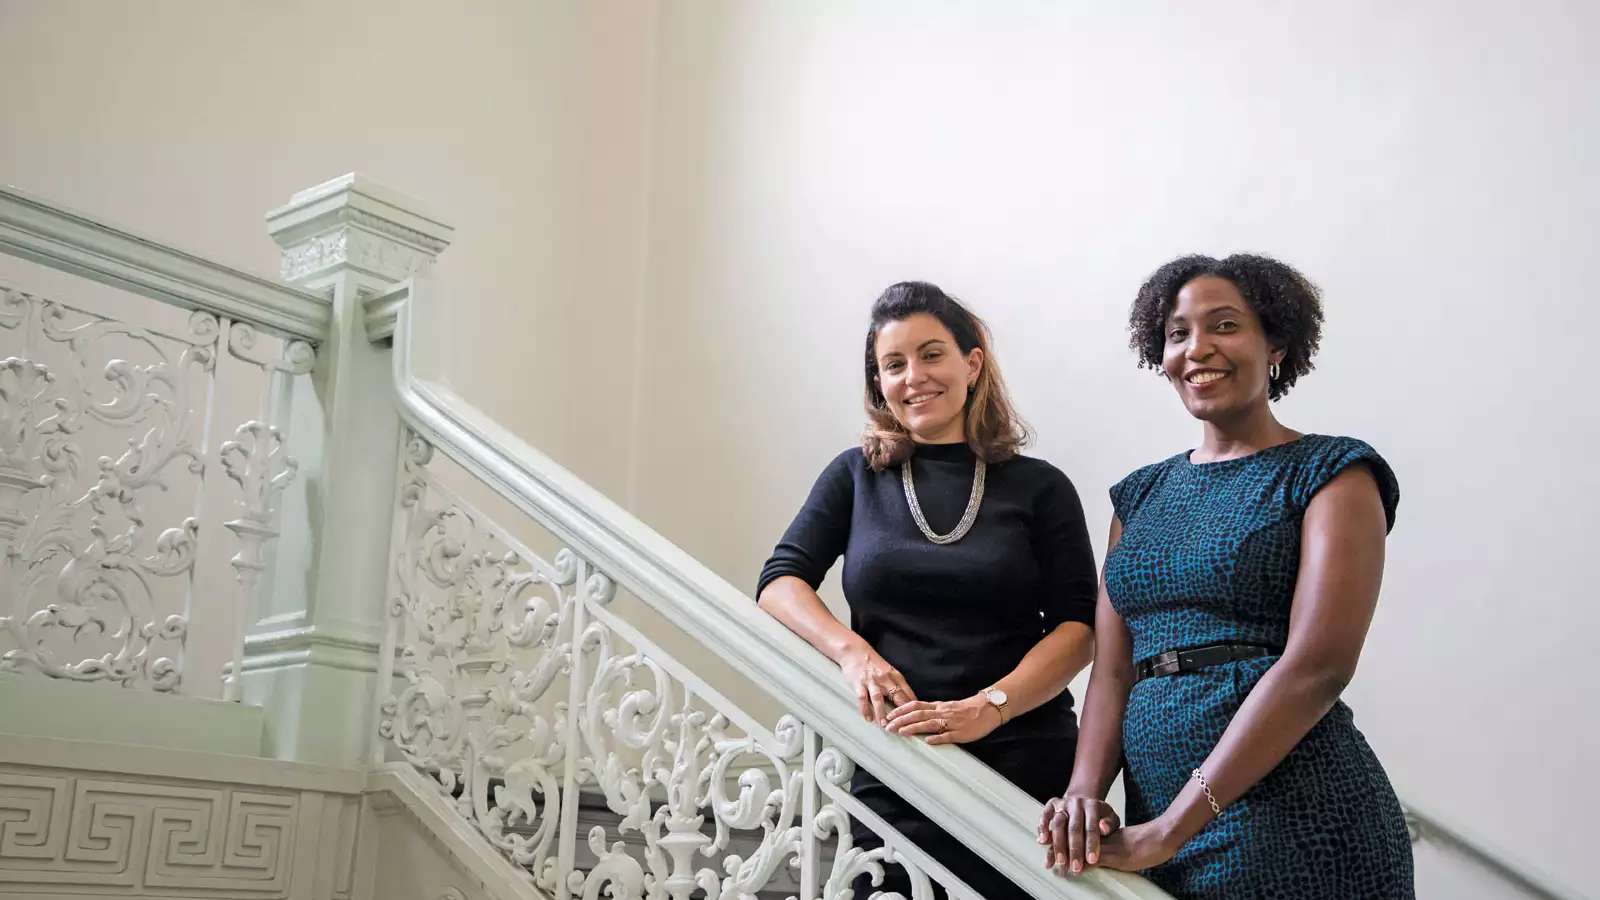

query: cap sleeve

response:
[1293,437,1400,533]
[1109,459,1169,526]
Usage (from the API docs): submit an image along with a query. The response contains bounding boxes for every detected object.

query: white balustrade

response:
[1,177,1169,899]
[379,431,994,898]
[0,199,320,699]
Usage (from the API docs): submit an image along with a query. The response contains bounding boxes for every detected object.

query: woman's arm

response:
[884,618,1094,744]
[759,575,916,723]
[758,452,916,723]
[990,619,1095,722]
[1065,517,1133,800]
[886,463,1099,743]
[1098,465,1390,872]
[1043,516,1134,874]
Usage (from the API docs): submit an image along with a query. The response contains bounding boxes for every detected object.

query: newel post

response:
[245,174,452,766]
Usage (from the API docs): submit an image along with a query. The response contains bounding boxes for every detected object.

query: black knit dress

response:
[759,441,1097,898]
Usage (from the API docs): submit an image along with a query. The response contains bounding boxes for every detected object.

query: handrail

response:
[0,186,329,341]
[1402,800,1583,900]
[387,279,1166,899]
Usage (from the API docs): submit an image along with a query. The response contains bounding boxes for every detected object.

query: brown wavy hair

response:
[861,281,1031,471]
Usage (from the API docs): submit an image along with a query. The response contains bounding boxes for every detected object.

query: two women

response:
[760,257,1412,900]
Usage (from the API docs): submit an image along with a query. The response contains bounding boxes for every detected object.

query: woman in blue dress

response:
[1040,255,1414,898]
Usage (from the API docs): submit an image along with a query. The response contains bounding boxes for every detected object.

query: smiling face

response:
[1161,275,1285,423]
[873,312,983,444]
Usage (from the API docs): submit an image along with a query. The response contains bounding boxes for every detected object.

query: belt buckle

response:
[1149,650,1181,677]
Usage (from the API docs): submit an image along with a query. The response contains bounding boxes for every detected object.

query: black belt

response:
[1134,643,1280,682]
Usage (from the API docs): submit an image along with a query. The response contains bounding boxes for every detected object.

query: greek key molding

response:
[0,773,294,893]
[0,743,366,900]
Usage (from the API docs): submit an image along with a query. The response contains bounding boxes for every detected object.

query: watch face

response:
[987,689,1008,706]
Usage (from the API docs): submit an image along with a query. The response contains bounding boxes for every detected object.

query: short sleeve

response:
[1293,437,1400,533]
[1033,465,1098,630]
[756,450,857,597]
[1108,459,1168,525]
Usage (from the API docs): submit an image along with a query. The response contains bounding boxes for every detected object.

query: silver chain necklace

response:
[900,455,987,544]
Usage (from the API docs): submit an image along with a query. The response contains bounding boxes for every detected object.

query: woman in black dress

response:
[758,281,1098,898]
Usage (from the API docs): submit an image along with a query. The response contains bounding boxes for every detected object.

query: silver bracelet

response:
[1190,768,1222,817]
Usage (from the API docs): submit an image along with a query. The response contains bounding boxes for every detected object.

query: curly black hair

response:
[1129,254,1324,401]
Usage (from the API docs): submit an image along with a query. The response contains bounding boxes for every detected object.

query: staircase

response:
[0,177,1570,900]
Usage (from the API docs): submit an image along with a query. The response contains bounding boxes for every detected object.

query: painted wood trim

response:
[0,732,366,794]
[0,185,330,340]
[363,282,410,342]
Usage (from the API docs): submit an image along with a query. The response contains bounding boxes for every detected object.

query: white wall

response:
[4,1,1593,893]
[628,2,1596,894]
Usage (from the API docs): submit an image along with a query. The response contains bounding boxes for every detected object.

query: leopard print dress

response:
[1105,435,1414,899]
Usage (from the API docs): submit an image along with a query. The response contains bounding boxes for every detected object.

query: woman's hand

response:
[839,644,917,724]
[883,695,1001,745]
[1039,794,1121,875]
[1096,821,1181,874]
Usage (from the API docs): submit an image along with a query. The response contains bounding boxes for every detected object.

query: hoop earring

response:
[1269,362,1281,380]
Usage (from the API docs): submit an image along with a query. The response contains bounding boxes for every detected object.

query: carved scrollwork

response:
[816,745,856,787]
[380,443,576,888]
[404,428,435,468]
[1,288,217,691]
[0,357,56,511]
[226,321,316,375]
[566,614,806,900]
[583,569,616,607]
[0,284,31,331]
[279,224,439,284]
[279,232,348,283]
[188,311,219,343]
[217,419,300,698]
[379,438,973,899]
[219,422,296,532]
[812,745,953,900]
[811,805,933,900]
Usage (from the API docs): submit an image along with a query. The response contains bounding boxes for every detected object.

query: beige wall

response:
[629,2,1595,894]
[0,0,655,500]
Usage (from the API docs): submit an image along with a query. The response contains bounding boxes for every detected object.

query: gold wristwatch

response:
[981,686,1009,723]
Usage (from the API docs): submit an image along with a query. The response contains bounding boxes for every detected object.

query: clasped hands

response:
[841,646,1001,746]
[842,646,1181,876]
[1037,794,1182,877]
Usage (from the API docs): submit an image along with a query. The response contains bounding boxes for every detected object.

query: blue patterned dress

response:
[1104,435,1414,899]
